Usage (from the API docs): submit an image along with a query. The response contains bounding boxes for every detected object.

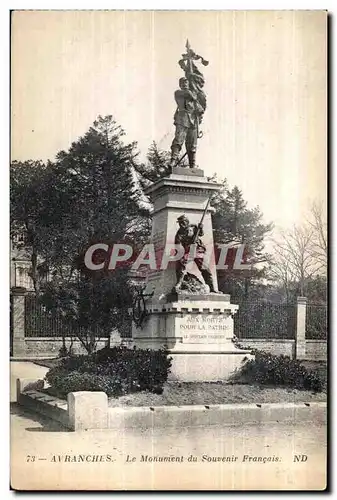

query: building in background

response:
[10,237,34,291]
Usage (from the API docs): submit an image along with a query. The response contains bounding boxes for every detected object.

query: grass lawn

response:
[108,381,326,408]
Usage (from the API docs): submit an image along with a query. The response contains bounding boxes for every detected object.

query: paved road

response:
[10,362,327,491]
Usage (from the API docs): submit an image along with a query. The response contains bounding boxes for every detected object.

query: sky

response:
[11,10,327,231]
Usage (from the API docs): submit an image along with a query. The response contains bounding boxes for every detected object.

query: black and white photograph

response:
[10,9,327,491]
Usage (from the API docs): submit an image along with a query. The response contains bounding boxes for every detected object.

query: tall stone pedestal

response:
[132,168,252,381]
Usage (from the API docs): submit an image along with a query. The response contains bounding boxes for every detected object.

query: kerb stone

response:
[67,391,108,431]
[16,378,44,402]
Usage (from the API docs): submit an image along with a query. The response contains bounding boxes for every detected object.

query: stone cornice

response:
[145,175,221,201]
[147,301,239,314]
[151,202,216,215]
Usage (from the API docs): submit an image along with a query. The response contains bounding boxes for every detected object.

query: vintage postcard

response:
[10,10,327,491]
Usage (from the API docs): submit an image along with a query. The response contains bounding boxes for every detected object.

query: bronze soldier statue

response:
[169,77,203,169]
[174,215,217,293]
[169,41,208,169]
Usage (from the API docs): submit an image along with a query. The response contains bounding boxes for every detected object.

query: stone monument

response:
[132,41,252,381]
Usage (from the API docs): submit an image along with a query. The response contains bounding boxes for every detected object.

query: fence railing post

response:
[11,286,27,357]
[295,296,307,360]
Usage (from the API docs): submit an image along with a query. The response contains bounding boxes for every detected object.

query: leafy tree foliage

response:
[10,160,56,294]
[134,141,171,189]
[134,141,189,189]
[11,116,148,353]
[211,186,273,298]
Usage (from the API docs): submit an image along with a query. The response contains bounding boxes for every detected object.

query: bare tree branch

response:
[270,205,327,297]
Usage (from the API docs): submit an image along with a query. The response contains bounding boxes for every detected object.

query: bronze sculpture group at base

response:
[173,215,218,293]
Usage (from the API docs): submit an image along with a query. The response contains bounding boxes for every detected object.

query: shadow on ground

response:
[10,402,69,433]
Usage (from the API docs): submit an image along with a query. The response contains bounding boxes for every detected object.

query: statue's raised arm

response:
[169,40,209,170]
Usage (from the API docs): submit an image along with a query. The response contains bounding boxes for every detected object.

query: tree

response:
[134,142,170,189]
[134,141,189,190]
[306,201,327,273]
[11,116,148,353]
[269,219,326,300]
[267,201,327,302]
[53,115,142,241]
[211,186,273,299]
[49,115,148,352]
[40,269,134,354]
[305,275,327,304]
[10,160,56,294]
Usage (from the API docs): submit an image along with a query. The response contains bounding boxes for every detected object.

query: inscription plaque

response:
[179,314,233,343]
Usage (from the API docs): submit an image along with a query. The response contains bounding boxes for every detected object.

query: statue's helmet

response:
[177,215,189,224]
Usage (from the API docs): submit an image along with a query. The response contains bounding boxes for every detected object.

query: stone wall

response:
[238,339,296,358]
[238,339,327,361]
[20,337,327,361]
[304,340,327,361]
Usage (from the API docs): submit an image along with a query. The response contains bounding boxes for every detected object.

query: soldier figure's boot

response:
[173,269,186,292]
[201,271,218,293]
[187,151,196,169]
[169,146,181,169]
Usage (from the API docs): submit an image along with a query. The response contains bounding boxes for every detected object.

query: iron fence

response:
[306,303,327,340]
[24,294,108,338]
[234,301,297,339]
